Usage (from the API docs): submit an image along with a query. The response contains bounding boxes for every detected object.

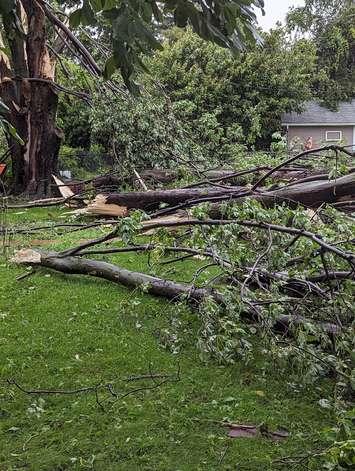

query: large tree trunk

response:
[90,173,355,214]
[23,81,62,196]
[0,0,62,197]
[101,186,245,209]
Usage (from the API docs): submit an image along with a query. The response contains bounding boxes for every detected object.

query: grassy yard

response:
[0,207,335,470]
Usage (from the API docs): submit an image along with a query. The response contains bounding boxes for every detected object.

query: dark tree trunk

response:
[24,81,61,196]
[21,0,62,197]
[103,186,244,209]
[0,0,62,197]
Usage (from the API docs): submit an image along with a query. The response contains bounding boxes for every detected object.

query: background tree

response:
[148,27,316,156]
[0,0,264,197]
[63,26,316,172]
[287,0,355,107]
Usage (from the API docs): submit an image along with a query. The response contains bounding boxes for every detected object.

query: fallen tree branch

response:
[78,244,353,298]
[6,197,69,209]
[101,186,245,210]
[59,217,354,267]
[6,365,180,410]
[5,193,85,209]
[95,172,354,219]
[13,249,341,335]
[251,145,353,192]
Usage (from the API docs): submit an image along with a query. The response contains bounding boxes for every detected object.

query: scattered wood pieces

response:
[84,194,128,217]
[225,423,289,441]
[52,174,75,199]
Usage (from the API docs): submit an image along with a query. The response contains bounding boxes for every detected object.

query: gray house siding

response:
[286,125,354,148]
[281,100,355,150]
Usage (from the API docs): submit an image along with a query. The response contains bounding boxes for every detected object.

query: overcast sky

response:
[256,0,305,30]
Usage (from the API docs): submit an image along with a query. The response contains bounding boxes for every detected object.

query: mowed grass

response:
[0,207,334,470]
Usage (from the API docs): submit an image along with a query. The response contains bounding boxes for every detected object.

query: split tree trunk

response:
[0,0,62,197]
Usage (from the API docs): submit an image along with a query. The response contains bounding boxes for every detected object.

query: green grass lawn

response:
[0,207,334,470]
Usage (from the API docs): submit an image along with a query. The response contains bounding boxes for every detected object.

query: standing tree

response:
[0,0,264,197]
[287,0,355,107]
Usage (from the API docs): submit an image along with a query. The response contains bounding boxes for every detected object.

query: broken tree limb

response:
[85,194,128,217]
[102,186,245,210]
[91,172,355,218]
[52,174,75,199]
[77,245,351,299]
[5,194,85,209]
[13,249,340,335]
[133,169,148,191]
[6,197,71,209]
[251,144,353,192]
[14,248,222,302]
[258,172,355,207]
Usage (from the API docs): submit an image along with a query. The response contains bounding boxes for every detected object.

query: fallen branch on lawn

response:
[251,144,354,192]
[6,197,71,209]
[61,218,354,266]
[5,194,85,209]
[13,249,341,335]
[6,365,180,411]
[96,186,246,210]
[78,245,353,295]
[89,172,355,218]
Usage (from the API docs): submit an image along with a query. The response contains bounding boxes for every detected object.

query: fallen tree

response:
[6,143,354,416]
[84,172,355,217]
[13,249,341,335]
[98,186,245,210]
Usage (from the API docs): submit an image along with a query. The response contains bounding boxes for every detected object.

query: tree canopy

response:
[1,0,265,91]
[287,0,355,107]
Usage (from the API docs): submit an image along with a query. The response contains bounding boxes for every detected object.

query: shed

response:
[281,100,355,150]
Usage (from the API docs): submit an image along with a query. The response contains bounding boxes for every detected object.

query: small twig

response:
[16,270,36,281]
[6,365,181,410]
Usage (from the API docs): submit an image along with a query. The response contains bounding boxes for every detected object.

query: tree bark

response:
[102,186,245,209]
[1,0,62,197]
[13,249,340,335]
[264,172,355,207]
[93,173,355,213]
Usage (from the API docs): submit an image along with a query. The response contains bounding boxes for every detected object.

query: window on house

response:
[326,130,342,141]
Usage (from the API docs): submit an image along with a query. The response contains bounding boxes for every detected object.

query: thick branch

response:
[38,0,101,76]
[13,249,340,335]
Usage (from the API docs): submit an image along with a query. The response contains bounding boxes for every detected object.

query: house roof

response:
[282,100,355,126]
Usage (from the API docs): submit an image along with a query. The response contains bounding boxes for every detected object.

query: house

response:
[281,100,355,150]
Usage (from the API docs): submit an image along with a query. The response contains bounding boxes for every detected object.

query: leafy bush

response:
[89,82,204,174]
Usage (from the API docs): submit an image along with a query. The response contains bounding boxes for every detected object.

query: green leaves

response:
[0,99,24,145]
[68,0,264,91]
[0,119,24,145]
[69,0,97,27]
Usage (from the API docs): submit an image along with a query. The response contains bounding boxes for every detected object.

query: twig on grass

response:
[6,365,181,411]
